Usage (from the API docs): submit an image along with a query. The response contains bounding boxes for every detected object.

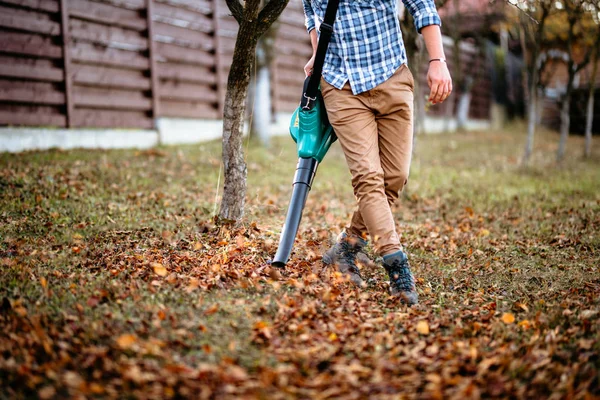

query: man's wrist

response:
[429,58,446,64]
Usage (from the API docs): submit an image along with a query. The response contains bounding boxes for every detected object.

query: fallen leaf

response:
[502,313,515,324]
[204,304,219,316]
[417,320,430,335]
[38,386,56,399]
[116,334,138,349]
[152,263,168,277]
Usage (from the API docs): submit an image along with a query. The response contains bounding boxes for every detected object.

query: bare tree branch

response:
[225,0,244,24]
[257,0,289,37]
[500,0,539,24]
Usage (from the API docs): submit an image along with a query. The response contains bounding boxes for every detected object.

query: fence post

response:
[59,0,74,128]
[146,0,160,129]
[212,0,225,116]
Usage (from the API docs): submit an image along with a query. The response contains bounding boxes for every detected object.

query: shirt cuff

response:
[414,9,442,34]
[305,18,316,33]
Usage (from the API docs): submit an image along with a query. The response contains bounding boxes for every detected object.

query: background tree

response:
[513,0,553,165]
[584,0,600,158]
[553,0,595,161]
[221,0,289,222]
[249,11,279,148]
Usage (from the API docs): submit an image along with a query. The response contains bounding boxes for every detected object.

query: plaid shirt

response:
[302,0,441,95]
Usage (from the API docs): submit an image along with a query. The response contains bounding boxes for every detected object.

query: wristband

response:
[429,58,446,63]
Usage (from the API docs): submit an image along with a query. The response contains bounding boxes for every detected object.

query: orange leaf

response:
[152,263,167,277]
[502,313,515,324]
[204,304,219,316]
[116,334,138,349]
[416,320,430,335]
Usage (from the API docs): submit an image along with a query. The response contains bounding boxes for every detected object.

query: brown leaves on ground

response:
[0,130,599,398]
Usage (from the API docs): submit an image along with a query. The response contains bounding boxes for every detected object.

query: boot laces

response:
[340,240,361,275]
[387,258,415,292]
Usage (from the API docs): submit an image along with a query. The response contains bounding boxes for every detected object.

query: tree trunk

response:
[584,85,594,158]
[523,80,536,165]
[219,20,259,221]
[250,22,277,147]
[584,50,598,158]
[557,90,571,162]
[252,62,271,146]
[456,91,471,130]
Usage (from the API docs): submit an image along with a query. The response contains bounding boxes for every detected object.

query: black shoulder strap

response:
[301,0,340,110]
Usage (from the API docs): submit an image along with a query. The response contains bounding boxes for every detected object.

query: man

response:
[302,0,452,305]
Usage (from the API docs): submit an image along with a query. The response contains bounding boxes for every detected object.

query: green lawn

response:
[1,124,598,399]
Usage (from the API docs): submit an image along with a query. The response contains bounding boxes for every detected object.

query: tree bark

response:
[250,22,277,147]
[523,80,536,164]
[557,88,570,162]
[220,0,289,222]
[521,2,550,166]
[220,2,261,222]
[585,47,599,158]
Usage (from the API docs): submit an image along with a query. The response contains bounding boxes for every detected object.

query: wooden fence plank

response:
[155,42,214,67]
[0,104,66,126]
[0,79,64,104]
[0,30,63,58]
[0,55,63,81]
[97,0,145,10]
[212,0,224,115]
[71,63,150,89]
[73,86,152,110]
[59,0,73,126]
[0,8,61,36]
[155,0,210,14]
[153,21,214,47]
[70,18,148,49]
[153,1,212,29]
[146,0,159,123]
[67,0,146,31]
[0,0,59,13]
[157,63,216,85]
[159,81,218,103]
[160,99,218,119]
[71,108,152,128]
[70,41,148,70]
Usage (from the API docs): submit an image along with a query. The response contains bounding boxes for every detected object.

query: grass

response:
[0,122,599,399]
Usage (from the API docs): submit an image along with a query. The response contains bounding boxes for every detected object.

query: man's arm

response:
[302,0,318,76]
[403,0,452,104]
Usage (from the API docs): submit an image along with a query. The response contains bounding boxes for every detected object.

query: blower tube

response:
[271,157,319,268]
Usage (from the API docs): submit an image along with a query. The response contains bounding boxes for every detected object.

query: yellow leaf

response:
[329,332,338,341]
[152,263,167,277]
[116,334,138,349]
[502,313,515,324]
[40,277,47,289]
[518,319,531,329]
[416,320,430,335]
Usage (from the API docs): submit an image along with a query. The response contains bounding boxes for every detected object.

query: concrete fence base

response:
[0,114,490,153]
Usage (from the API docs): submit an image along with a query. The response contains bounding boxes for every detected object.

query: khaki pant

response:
[320,64,414,256]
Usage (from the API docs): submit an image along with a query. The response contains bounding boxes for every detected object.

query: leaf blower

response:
[271,0,340,268]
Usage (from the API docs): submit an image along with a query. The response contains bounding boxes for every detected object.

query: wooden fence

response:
[0,0,490,130]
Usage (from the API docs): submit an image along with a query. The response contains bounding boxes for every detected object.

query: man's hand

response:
[427,60,452,105]
[304,53,316,76]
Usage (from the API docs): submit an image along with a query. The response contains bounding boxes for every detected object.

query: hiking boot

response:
[382,250,419,305]
[322,232,366,286]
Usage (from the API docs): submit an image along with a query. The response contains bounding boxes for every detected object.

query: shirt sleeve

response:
[402,0,442,34]
[302,0,316,33]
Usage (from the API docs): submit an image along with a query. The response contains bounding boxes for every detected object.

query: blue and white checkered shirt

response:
[302,0,441,95]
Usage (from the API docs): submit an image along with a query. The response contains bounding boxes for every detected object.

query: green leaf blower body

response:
[271,89,337,268]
